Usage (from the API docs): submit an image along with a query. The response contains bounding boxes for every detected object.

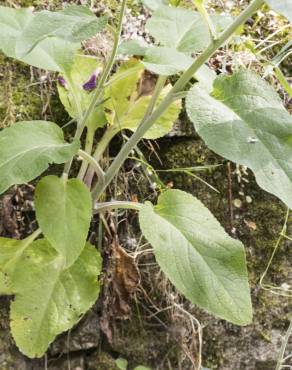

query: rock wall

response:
[0,1,291,369]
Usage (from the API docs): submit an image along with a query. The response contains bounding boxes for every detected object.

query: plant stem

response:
[83,125,119,188]
[276,320,292,370]
[91,75,166,199]
[94,200,143,213]
[77,149,105,181]
[62,0,127,178]
[93,0,265,199]
[94,125,120,162]
[26,228,42,244]
[77,128,95,180]
[195,1,217,41]
[144,75,167,119]
[274,66,292,98]
[75,0,126,138]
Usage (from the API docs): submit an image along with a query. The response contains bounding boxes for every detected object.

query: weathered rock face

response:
[0,1,291,369]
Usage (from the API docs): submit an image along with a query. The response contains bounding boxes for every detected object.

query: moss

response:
[0,53,69,127]
[86,351,120,370]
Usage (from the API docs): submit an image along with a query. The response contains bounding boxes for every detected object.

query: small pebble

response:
[233,199,242,208]
[246,196,252,203]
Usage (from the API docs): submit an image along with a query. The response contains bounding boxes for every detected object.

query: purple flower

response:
[57,76,68,89]
[82,68,101,91]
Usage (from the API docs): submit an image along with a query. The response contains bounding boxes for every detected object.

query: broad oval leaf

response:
[119,85,181,139]
[119,44,215,83]
[186,70,292,209]
[139,189,252,325]
[16,5,107,58]
[266,0,292,22]
[35,175,92,267]
[0,121,79,195]
[0,6,77,72]
[10,240,101,358]
[146,5,233,53]
[104,61,181,139]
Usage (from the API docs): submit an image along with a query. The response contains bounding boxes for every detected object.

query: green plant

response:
[0,0,291,361]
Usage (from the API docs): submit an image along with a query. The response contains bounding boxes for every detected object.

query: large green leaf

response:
[0,234,37,294]
[10,240,101,358]
[266,0,292,22]
[118,85,181,139]
[57,54,107,131]
[0,6,78,72]
[104,59,144,121]
[142,0,169,11]
[16,5,107,58]
[143,46,193,76]
[139,189,252,325]
[0,6,106,72]
[35,175,92,267]
[119,43,215,85]
[120,5,229,77]
[186,70,292,209]
[104,61,181,139]
[0,121,79,195]
[146,5,233,53]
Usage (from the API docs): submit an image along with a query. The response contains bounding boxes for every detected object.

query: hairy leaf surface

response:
[0,6,78,72]
[0,235,37,294]
[186,70,292,208]
[35,175,92,267]
[139,189,252,325]
[16,5,107,57]
[266,0,292,22]
[11,240,101,358]
[0,121,79,195]
[0,6,106,72]
[119,5,228,77]
[146,5,233,53]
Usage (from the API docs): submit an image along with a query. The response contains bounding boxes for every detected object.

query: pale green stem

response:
[274,66,292,98]
[83,125,119,188]
[196,2,217,40]
[104,65,143,88]
[77,129,95,180]
[259,208,291,296]
[276,320,292,370]
[91,75,166,199]
[75,0,127,138]
[94,201,142,213]
[62,0,127,177]
[94,125,120,162]
[26,228,42,244]
[77,149,105,181]
[144,75,167,119]
[92,0,265,200]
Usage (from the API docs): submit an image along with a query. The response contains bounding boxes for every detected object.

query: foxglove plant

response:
[0,0,291,361]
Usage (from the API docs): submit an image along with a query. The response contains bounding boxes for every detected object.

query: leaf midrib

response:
[0,142,71,171]
[154,206,245,320]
